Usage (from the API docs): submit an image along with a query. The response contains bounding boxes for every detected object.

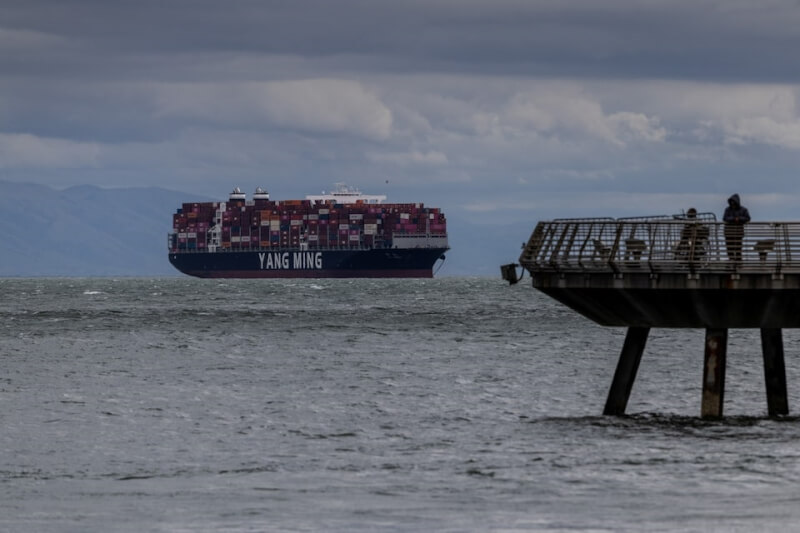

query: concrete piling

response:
[761,328,789,416]
[701,328,728,418]
[603,327,650,416]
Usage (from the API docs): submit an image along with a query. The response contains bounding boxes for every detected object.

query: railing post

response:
[610,222,624,268]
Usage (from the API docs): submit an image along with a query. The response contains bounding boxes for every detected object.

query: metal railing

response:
[519,217,800,275]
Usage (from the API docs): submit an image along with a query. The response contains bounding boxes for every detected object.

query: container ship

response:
[168,185,449,278]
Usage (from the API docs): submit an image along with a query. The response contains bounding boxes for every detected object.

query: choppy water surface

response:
[2,277,800,532]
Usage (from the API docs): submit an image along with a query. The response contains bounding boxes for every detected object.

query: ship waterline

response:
[168,247,448,278]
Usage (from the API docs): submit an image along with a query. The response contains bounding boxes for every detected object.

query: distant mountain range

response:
[0,181,209,276]
[0,181,529,277]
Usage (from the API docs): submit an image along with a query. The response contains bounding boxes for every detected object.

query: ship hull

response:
[168,247,447,279]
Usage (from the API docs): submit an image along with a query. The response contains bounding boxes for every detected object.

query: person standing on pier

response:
[677,208,710,261]
[723,194,751,261]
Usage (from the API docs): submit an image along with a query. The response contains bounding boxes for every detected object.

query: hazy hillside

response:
[0,181,209,276]
[0,181,530,277]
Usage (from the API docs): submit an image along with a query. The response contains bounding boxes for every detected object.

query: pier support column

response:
[702,328,728,419]
[761,328,789,416]
[603,327,650,416]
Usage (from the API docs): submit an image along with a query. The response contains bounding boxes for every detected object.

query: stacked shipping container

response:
[170,193,447,252]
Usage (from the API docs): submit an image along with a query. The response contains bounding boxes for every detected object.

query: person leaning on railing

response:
[723,193,751,261]
[676,208,710,261]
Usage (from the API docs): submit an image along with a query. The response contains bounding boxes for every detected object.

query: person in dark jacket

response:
[723,194,750,261]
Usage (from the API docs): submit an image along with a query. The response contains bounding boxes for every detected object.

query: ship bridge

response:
[507,215,800,418]
[306,183,387,205]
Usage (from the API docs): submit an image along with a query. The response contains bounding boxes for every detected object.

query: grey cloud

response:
[152,79,392,140]
[4,0,800,82]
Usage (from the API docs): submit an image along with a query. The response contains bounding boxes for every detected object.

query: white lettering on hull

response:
[258,252,323,270]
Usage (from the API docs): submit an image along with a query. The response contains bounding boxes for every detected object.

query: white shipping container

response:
[349,234,360,240]
[400,213,410,220]
[364,228,376,235]
[364,224,378,231]
[308,235,319,241]
[290,220,303,226]
[187,232,197,238]
[308,214,319,220]
[318,209,329,214]
[231,236,241,242]
[178,233,188,239]
[339,223,350,230]
[270,221,281,228]
[349,214,363,220]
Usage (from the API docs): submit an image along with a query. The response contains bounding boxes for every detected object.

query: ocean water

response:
[3,277,800,532]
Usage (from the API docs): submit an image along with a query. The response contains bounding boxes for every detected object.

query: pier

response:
[507,214,800,418]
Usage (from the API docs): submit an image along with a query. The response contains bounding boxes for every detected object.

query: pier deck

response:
[511,216,800,417]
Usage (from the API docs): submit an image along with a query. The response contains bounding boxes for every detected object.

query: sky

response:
[4,0,800,227]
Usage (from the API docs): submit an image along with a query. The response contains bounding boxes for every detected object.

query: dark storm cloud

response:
[4,0,800,82]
